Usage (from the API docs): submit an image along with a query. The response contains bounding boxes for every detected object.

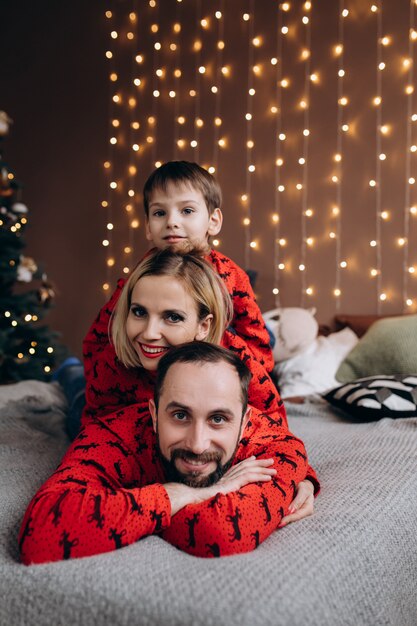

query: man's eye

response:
[130,306,146,318]
[211,415,226,425]
[173,411,187,421]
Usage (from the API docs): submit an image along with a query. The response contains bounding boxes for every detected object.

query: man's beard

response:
[159,446,236,488]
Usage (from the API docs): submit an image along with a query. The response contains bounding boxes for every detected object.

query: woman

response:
[61,249,317,524]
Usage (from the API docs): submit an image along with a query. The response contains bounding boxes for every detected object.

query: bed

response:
[1,314,417,626]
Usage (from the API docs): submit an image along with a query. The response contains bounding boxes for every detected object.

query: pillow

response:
[323,375,417,421]
[336,314,417,382]
[273,327,358,398]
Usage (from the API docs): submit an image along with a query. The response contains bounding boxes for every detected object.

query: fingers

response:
[217,457,277,492]
[287,479,314,514]
[279,496,314,528]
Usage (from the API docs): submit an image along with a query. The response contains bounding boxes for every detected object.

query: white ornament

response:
[12,202,28,214]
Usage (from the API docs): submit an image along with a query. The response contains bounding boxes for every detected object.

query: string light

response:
[100,3,417,315]
[374,0,384,312]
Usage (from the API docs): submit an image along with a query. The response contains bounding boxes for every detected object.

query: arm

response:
[222,329,320,492]
[19,410,171,564]
[208,251,274,372]
[161,410,311,557]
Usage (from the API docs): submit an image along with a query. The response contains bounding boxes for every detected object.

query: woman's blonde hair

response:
[111,248,233,368]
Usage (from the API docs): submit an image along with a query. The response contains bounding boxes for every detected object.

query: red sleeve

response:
[162,408,309,557]
[208,251,274,372]
[18,407,171,565]
[221,329,319,492]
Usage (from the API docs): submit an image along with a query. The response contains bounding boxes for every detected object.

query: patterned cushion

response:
[323,375,417,421]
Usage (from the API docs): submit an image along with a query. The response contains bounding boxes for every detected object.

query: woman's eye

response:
[131,306,146,318]
[166,312,184,323]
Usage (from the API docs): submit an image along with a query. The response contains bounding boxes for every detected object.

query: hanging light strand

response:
[212,1,225,172]
[193,0,203,162]
[334,0,346,308]
[273,4,285,306]
[375,0,384,312]
[300,2,312,307]
[127,1,139,264]
[244,0,255,269]
[150,1,160,166]
[173,1,183,158]
[403,0,416,310]
[103,9,117,293]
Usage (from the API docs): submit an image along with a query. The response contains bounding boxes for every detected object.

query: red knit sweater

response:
[19,401,310,563]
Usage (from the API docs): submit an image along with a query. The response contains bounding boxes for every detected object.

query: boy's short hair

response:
[154,341,252,415]
[143,161,222,217]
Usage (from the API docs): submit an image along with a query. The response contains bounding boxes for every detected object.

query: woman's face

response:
[126,275,212,371]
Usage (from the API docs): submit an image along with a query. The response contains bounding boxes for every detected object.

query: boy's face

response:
[145,182,222,252]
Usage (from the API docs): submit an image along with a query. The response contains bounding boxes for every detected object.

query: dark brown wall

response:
[1,1,415,357]
[0,1,108,357]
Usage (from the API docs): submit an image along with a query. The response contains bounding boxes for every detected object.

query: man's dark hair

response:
[154,342,252,415]
[143,161,222,217]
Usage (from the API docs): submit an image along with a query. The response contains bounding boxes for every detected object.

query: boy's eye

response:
[152,210,165,217]
[130,305,146,318]
[182,207,194,215]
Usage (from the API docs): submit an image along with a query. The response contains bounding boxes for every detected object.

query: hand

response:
[165,456,277,514]
[279,479,314,527]
[214,456,277,496]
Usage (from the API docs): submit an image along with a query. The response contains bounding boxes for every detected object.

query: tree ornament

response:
[0,111,12,137]
[17,255,38,282]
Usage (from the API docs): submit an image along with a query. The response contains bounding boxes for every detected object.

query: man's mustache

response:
[171,449,222,465]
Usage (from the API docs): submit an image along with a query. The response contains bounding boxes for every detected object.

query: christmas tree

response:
[0,111,68,382]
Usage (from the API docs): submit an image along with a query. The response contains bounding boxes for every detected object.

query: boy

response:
[81,161,274,423]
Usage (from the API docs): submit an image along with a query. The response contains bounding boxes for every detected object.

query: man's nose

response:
[186,423,210,455]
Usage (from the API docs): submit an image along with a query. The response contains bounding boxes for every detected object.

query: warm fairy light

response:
[398,237,406,246]
[243,13,250,21]
[270,106,278,113]
[379,293,387,301]
[271,57,278,65]
[276,158,284,166]
[329,232,336,239]
[310,73,318,82]
[342,124,349,132]
[279,133,286,140]
[410,206,417,215]
[190,140,198,148]
[279,238,287,246]
[250,241,258,249]
[243,217,251,225]
[409,266,416,273]
[342,9,349,17]
[105,11,112,18]
[299,157,306,164]
[373,96,382,106]
[381,211,389,220]
[305,208,314,217]
[281,78,289,88]
[135,55,143,63]
[278,185,285,192]
[380,124,389,134]
[282,2,290,10]
[335,44,343,56]
[379,153,386,160]
[110,73,118,82]
[369,179,377,187]
[282,26,289,35]
[111,31,118,39]
[406,85,414,95]
[406,298,414,306]
[252,37,262,47]
[299,264,306,271]
[306,237,314,246]
[334,288,341,297]
[110,181,117,189]
[241,194,248,202]
[278,263,285,270]
[272,214,279,223]
[370,240,377,247]
[306,287,314,295]
[371,268,379,277]
[340,261,347,268]
[409,177,416,184]
[381,36,391,46]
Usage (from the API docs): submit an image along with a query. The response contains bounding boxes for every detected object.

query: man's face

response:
[145,181,222,252]
[149,360,250,488]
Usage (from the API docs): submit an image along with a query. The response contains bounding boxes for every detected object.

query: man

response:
[19,343,313,563]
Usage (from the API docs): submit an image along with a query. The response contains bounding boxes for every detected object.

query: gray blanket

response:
[0,381,416,626]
